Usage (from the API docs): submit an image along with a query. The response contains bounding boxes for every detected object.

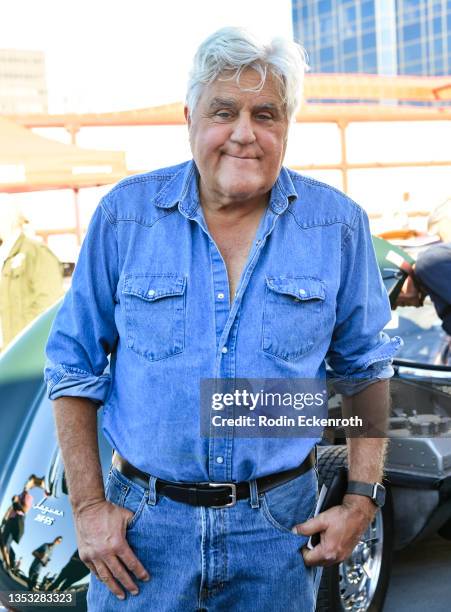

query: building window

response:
[402,1,422,25]
[318,0,332,13]
[339,3,357,36]
[344,4,357,23]
[320,46,334,62]
[403,23,421,42]
[320,14,334,37]
[344,56,358,72]
[361,0,375,19]
[404,42,422,61]
[320,62,336,72]
[362,31,377,50]
[432,57,444,73]
[343,36,358,54]
[362,50,377,72]
[433,17,442,36]
[433,36,443,56]
[402,62,424,75]
[432,0,442,15]
[361,14,376,33]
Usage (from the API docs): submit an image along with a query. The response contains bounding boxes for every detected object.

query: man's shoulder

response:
[284,168,363,229]
[109,161,188,194]
[34,544,48,553]
[100,161,191,223]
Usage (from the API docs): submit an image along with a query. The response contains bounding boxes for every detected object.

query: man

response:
[44,28,400,611]
[0,204,63,349]
[28,536,63,590]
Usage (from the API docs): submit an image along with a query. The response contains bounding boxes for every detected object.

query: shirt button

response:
[299,289,306,296]
[148,289,156,297]
[217,292,225,300]
[221,346,228,354]
[216,456,224,464]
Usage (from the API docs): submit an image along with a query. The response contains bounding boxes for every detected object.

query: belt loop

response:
[148,476,157,506]
[249,479,260,509]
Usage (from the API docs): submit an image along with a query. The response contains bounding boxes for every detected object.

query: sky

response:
[2,0,293,112]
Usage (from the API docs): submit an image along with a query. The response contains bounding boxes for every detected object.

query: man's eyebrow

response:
[253,103,282,114]
[207,97,238,110]
[206,98,283,115]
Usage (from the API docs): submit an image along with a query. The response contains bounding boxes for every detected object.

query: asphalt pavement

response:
[384,534,451,611]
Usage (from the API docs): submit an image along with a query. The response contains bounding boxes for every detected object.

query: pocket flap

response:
[123,274,186,301]
[266,276,325,301]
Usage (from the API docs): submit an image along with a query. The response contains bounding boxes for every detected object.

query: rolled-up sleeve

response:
[44,198,119,404]
[326,204,402,396]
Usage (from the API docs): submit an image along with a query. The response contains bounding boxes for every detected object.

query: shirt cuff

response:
[330,361,394,396]
[45,363,111,404]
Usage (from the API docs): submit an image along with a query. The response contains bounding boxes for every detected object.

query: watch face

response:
[374,484,386,507]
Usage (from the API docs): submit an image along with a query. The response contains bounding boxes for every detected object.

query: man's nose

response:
[229,114,256,145]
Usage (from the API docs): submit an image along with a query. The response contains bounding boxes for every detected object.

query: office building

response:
[292,0,451,76]
[0,49,48,114]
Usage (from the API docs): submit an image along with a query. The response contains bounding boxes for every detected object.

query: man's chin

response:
[217,180,268,203]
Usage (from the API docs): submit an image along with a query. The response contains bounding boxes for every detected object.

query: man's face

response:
[185,68,289,206]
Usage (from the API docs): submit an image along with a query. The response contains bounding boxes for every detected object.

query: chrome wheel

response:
[338,510,384,611]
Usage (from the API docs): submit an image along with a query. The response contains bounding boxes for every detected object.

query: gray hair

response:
[186,27,309,121]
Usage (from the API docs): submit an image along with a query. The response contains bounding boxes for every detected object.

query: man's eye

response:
[256,114,273,121]
[215,111,232,119]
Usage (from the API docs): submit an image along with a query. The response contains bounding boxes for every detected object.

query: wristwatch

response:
[346,481,386,508]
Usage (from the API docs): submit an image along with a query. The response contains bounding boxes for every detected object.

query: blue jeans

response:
[87,466,323,611]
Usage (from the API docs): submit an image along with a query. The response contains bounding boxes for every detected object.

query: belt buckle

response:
[208,482,237,508]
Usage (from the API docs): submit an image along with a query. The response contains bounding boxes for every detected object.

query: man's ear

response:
[184,105,191,128]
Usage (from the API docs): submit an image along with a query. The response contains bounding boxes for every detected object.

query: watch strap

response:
[346,480,386,507]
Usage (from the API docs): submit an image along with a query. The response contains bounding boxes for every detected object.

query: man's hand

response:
[75,499,150,600]
[293,495,377,567]
[53,397,150,599]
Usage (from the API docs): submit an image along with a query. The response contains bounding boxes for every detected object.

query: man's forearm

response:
[53,397,106,515]
[342,379,390,483]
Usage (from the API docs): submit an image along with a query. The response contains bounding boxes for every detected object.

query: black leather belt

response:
[112,449,315,508]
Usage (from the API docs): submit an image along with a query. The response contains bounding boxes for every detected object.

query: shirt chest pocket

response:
[122,273,186,362]
[262,276,326,361]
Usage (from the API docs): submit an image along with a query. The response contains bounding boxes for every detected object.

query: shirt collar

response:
[153,160,298,217]
[153,160,199,218]
[269,166,298,214]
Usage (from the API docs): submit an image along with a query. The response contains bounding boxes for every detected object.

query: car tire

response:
[315,445,394,612]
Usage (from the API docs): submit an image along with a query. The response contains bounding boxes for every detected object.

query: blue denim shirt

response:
[44,161,401,482]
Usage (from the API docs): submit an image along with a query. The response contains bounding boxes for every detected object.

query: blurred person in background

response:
[396,198,451,339]
[0,474,48,569]
[414,198,451,337]
[427,198,451,243]
[28,536,63,590]
[0,201,64,350]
